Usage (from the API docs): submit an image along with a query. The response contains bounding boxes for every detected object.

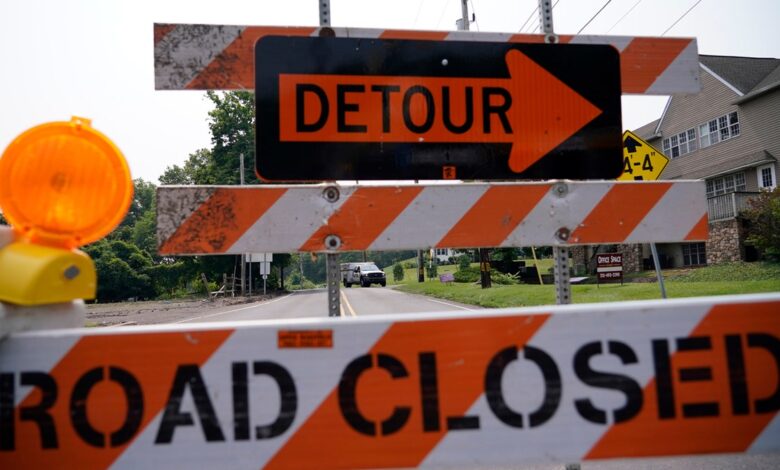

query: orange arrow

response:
[277,49,602,173]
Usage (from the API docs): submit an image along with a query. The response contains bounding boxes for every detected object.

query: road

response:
[175,285,479,323]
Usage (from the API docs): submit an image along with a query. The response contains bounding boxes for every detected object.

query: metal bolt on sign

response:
[555,227,571,242]
[322,186,340,203]
[553,182,568,197]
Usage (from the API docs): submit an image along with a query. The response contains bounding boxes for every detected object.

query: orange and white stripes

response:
[1,294,778,468]
[156,181,708,255]
[153,23,700,95]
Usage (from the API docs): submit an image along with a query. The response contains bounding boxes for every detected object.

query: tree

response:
[392,263,404,282]
[743,189,780,260]
[85,239,155,302]
[457,253,472,271]
[206,91,258,184]
[160,148,217,185]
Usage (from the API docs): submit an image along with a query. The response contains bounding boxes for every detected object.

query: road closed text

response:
[1,332,778,450]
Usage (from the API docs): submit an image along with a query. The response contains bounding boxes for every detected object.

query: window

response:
[662,128,697,158]
[682,243,707,266]
[699,112,740,148]
[757,164,776,190]
[706,171,746,197]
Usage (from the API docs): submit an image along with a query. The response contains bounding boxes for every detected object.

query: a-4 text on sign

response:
[255,36,623,181]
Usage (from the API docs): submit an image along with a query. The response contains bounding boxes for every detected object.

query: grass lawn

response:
[391,261,780,308]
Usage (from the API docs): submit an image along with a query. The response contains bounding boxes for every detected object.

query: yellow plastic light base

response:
[0,242,96,306]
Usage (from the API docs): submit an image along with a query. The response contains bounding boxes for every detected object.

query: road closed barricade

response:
[1,293,778,468]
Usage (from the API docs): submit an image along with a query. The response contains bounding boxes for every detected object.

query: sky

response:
[1,0,779,184]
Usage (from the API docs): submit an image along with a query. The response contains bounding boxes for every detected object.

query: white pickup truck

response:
[340,262,387,287]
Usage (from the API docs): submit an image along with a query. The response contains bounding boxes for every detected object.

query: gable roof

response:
[699,55,780,95]
[633,54,780,134]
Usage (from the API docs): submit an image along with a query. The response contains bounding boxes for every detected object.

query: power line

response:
[519,5,539,33]
[470,0,480,31]
[413,0,427,28]
[435,0,454,29]
[662,0,703,36]
[605,0,644,34]
[576,0,613,35]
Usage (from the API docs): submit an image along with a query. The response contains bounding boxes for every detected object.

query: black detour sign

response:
[255,36,622,181]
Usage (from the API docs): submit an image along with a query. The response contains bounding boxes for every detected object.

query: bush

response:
[457,254,472,271]
[743,189,780,260]
[454,266,480,283]
[393,263,405,282]
[491,271,519,285]
[426,261,438,279]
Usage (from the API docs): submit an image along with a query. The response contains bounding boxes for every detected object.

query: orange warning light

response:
[0,117,133,248]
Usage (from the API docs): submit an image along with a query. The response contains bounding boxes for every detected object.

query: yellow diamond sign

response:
[618,130,669,181]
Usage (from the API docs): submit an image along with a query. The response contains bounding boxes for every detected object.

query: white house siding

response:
[656,72,770,181]
[740,89,780,190]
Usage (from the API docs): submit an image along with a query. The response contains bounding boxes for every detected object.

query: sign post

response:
[618,130,672,297]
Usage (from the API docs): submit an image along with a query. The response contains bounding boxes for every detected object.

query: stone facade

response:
[707,219,744,264]
[616,244,643,273]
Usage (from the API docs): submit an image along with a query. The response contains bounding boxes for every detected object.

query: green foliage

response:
[426,258,438,278]
[491,248,518,262]
[457,254,472,271]
[490,271,519,285]
[393,263,404,282]
[123,179,155,228]
[207,91,259,185]
[93,256,153,302]
[743,189,780,260]
[160,149,217,185]
[454,266,480,283]
[398,269,780,309]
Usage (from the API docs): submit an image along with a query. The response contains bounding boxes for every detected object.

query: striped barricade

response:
[154,24,700,95]
[1,294,778,468]
[157,180,708,255]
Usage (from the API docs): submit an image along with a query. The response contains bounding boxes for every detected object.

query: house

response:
[572,54,780,272]
[432,248,458,264]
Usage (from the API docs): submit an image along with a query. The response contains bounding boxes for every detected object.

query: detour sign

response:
[1,294,779,468]
[255,37,623,181]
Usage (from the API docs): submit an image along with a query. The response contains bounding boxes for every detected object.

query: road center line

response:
[340,291,357,317]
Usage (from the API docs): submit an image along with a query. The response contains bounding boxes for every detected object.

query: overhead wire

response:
[519,5,539,33]
[576,0,613,35]
[605,0,644,33]
[435,0,454,29]
[412,0,427,28]
[662,0,703,36]
[470,0,480,31]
